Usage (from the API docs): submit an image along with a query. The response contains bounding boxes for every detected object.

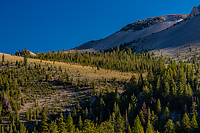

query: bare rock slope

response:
[75,14,187,51]
[75,5,200,56]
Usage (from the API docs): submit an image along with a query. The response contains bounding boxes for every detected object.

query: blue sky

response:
[0,0,199,54]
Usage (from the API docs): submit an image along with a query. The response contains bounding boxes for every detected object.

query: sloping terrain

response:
[75,14,187,52]
[75,5,200,59]
[134,14,200,59]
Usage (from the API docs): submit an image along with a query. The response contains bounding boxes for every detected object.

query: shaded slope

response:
[134,15,200,55]
[75,14,187,51]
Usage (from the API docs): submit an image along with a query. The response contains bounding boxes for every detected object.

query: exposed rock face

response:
[188,5,200,18]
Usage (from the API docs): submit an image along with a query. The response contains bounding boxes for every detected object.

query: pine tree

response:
[9,124,13,133]
[125,110,130,131]
[146,119,155,133]
[132,115,144,133]
[155,76,161,97]
[19,123,27,133]
[65,113,75,132]
[147,68,154,83]
[139,109,146,126]
[142,86,152,105]
[82,119,96,133]
[115,112,125,133]
[190,115,198,132]
[164,119,175,133]
[57,113,66,133]
[2,54,4,66]
[175,121,181,133]
[191,102,197,116]
[40,111,49,133]
[163,107,170,122]
[181,113,191,132]
[78,115,83,130]
[99,121,115,133]
[156,99,161,116]
[24,54,28,70]
[49,121,58,133]
[163,79,170,103]
[1,125,4,133]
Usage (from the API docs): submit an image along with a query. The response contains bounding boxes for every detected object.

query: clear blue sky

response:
[0,0,199,54]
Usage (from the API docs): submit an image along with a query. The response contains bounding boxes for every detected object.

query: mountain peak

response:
[188,5,200,18]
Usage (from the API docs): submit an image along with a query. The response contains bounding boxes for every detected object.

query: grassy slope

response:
[0,53,145,125]
[0,53,135,81]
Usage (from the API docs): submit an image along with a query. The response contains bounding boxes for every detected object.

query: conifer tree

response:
[147,68,154,83]
[191,102,197,116]
[2,54,4,66]
[40,111,49,133]
[78,115,83,130]
[163,79,170,103]
[49,121,58,133]
[164,119,175,133]
[115,112,125,133]
[142,86,152,105]
[155,76,161,97]
[181,113,191,132]
[58,113,66,133]
[175,121,181,132]
[146,119,155,133]
[125,110,130,131]
[24,54,28,70]
[65,113,75,132]
[99,121,115,133]
[1,125,4,133]
[9,124,13,133]
[156,99,161,116]
[139,109,146,126]
[19,123,27,133]
[132,115,144,133]
[82,119,96,133]
[190,115,198,132]
[163,107,170,122]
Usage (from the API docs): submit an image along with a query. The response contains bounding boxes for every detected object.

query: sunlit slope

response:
[76,14,187,51]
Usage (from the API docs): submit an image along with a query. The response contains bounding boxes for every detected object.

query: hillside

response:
[1,5,200,133]
[75,5,200,57]
[75,14,187,52]
[133,7,200,59]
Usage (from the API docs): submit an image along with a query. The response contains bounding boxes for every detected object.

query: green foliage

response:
[132,115,144,133]
[33,49,163,73]
[65,113,75,132]
[164,119,175,133]
[181,113,191,132]
[2,47,200,133]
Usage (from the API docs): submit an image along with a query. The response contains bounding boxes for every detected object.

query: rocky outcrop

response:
[188,5,200,18]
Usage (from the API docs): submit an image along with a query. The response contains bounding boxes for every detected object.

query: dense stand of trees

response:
[2,47,200,132]
[59,60,200,132]
[29,48,163,73]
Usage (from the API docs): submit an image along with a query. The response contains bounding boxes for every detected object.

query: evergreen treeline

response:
[2,47,200,132]
[28,48,163,72]
[53,60,200,133]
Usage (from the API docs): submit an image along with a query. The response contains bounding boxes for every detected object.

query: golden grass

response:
[0,53,141,81]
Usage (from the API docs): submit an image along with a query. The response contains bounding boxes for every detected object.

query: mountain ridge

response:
[74,5,200,56]
[75,14,188,52]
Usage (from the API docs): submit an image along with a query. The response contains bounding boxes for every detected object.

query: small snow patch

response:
[175,19,183,23]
